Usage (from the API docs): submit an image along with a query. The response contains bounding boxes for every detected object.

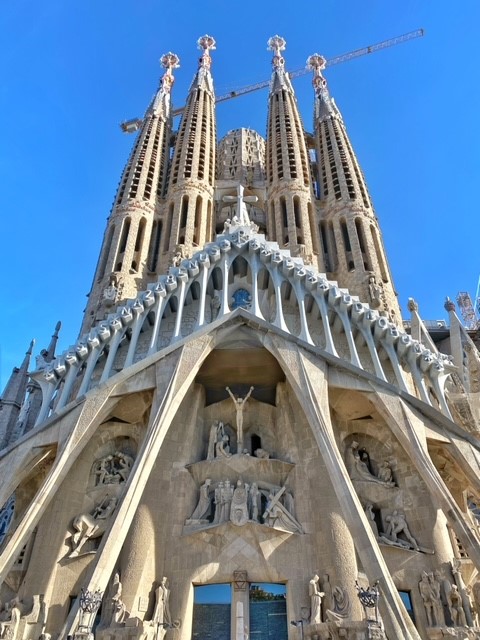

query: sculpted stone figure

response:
[263,488,303,534]
[384,511,419,550]
[226,386,254,452]
[220,480,234,522]
[207,421,221,461]
[230,480,249,526]
[348,442,394,487]
[419,572,434,626]
[93,452,134,486]
[216,433,232,458]
[0,599,21,640]
[309,575,324,624]
[448,585,467,627]
[325,586,351,622]
[213,481,223,525]
[110,572,128,626]
[153,577,171,640]
[190,479,212,522]
[69,496,117,557]
[249,483,260,522]
[377,460,394,484]
[429,572,445,627]
[253,447,269,459]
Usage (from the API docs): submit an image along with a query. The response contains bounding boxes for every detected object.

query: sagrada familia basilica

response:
[1,34,480,640]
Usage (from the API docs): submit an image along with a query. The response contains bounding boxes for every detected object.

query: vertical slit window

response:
[97,225,114,280]
[371,225,388,282]
[355,218,371,271]
[148,220,162,272]
[193,196,202,245]
[164,204,173,251]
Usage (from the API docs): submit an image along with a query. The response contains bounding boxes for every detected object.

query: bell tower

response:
[309,54,401,321]
[79,53,179,336]
[161,35,217,271]
[265,36,318,265]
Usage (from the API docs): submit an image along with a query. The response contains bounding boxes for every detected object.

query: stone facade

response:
[1,35,480,640]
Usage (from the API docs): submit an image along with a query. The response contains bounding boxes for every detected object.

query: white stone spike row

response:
[32,226,455,426]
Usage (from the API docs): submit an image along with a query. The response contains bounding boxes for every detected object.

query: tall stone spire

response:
[265,36,318,265]
[308,54,401,321]
[79,52,179,336]
[162,35,217,270]
[0,339,34,448]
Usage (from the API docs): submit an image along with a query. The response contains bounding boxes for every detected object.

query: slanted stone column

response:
[264,335,421,640]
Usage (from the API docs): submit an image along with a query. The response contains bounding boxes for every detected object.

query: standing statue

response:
[190,479,212,522]
[226,386,254,453]
[213,482,223,524]
[429,572,445,627]
[309,575,324,624]
[472,581,480,626]
[230,480,249,526]
[249,483,260,522]
[220,480,234,523]
[110,572,128,626]
[153,577,171,640]
[448,585,467,627]
[419,572,434,626]
[207,421,221,461]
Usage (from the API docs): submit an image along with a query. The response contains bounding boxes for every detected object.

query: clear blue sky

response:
[1,1,479,387]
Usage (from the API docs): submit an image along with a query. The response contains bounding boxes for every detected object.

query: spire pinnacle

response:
[160,52,180,95]
[197,35,216,70]
[267,35,286,70]
[307,54,328,95]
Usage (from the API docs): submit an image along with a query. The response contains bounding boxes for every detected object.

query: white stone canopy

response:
[32,224,454,426]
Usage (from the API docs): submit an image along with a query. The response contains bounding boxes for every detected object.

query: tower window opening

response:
[134,218,146,252]
[97,225,115,281]
[319,221,331,272]
[164,203,173,251]
[355,218,371,271]
[118,218,131,255]
[180,196,189,230]
[293,196,302,231]
[280,197,288,228]
[370,225,388,283]
[340,218,354,271]
[193,196,202,245]
[148,220,162,272]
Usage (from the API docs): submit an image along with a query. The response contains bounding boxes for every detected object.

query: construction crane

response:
[121,28,424,132]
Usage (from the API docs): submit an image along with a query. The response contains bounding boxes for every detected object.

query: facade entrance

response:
[191,583,287,640]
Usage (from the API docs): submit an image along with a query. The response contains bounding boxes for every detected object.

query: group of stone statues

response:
[93,451,134,486]
[348,442,395,487]
[0,596,47,640]
[365,503,420,551]
[308,574,351,625]
[419,563,480,629]
[185,480,302,533]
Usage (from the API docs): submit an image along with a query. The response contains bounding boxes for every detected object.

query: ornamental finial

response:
[160,52,180,93]
[307,53,328,94]
[267,35,286,69]
[197,35,216,70]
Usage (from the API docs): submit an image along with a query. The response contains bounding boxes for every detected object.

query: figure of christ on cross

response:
[225,386,254,453]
